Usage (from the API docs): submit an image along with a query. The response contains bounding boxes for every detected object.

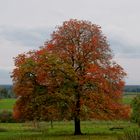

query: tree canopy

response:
[12,19,130,135]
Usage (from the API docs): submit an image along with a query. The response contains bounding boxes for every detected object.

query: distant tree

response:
[0,86,15,98]
[131,95,140,126]
[12,19,130,135]
[0,87,8,98]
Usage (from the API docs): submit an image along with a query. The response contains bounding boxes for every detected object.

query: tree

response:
[0,87,8,98]
[131,95,140,126]
[12,19,130,135]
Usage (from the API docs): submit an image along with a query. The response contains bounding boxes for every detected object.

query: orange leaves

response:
[14,54,26,66]
[13,105,21,120]
[12,19,129,122]
[84,92,130,120]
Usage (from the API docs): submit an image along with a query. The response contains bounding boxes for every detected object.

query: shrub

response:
[131,95,140,126]
[0,110,15,123]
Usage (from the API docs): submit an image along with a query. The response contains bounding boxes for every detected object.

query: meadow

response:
[0,121,139,140]
[0,93,139,140]
[123,92,140,104]
[0,98,15,111]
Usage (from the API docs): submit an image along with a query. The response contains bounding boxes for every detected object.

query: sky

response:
[0,0,140,85]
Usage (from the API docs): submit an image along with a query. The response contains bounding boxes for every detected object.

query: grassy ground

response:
[122,92,139,104]
[0,121,139,140]
[0,98,16,111]
[0,94,139,139]
[122,95,135,105]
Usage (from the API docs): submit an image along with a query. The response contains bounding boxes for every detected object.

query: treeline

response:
[0,85,15,98]
[124,85,140,93]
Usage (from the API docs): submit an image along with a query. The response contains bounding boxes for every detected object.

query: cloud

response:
[0,38,29,69]
[0,0,139,28]
[0,26,53,48]
[115,57,140,85]
[103,25,140,59]
[0,69,12,85]
[110,38,140,58]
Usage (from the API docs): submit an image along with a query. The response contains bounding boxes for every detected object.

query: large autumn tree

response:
[12,19,130,135]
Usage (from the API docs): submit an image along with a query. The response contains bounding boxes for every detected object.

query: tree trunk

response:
[74,116,82,135]
[50,120,53,128]
[74,87,82,135]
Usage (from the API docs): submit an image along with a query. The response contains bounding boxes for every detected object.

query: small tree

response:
[12,19,130,135]
[131,95,140,126]
[0,87,8,98]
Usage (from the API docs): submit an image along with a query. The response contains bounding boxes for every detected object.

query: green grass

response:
[0,95,139,139]
[122,96,133,105]
[0,121,138,140]
[122,94,137,105]
[0,99,16,111]
[122,92,140,105]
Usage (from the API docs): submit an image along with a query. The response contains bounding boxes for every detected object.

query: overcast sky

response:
[0,0,140,85]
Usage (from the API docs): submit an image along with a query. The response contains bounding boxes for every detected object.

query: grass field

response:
[0,98,16,111]
[122,95,135,105]
[0,121,139,140]
[0,94,139,140]
[122,92,139,104]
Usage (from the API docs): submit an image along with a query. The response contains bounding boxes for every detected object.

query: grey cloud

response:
[0,26,53,48]
[108,35,140,59]
[0,69,11,84]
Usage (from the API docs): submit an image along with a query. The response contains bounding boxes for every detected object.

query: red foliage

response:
[12,19,130,134]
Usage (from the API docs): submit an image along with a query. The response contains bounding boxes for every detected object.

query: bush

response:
[0,110,16,123]
[118,129,140,140]
[131,95,140,126]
